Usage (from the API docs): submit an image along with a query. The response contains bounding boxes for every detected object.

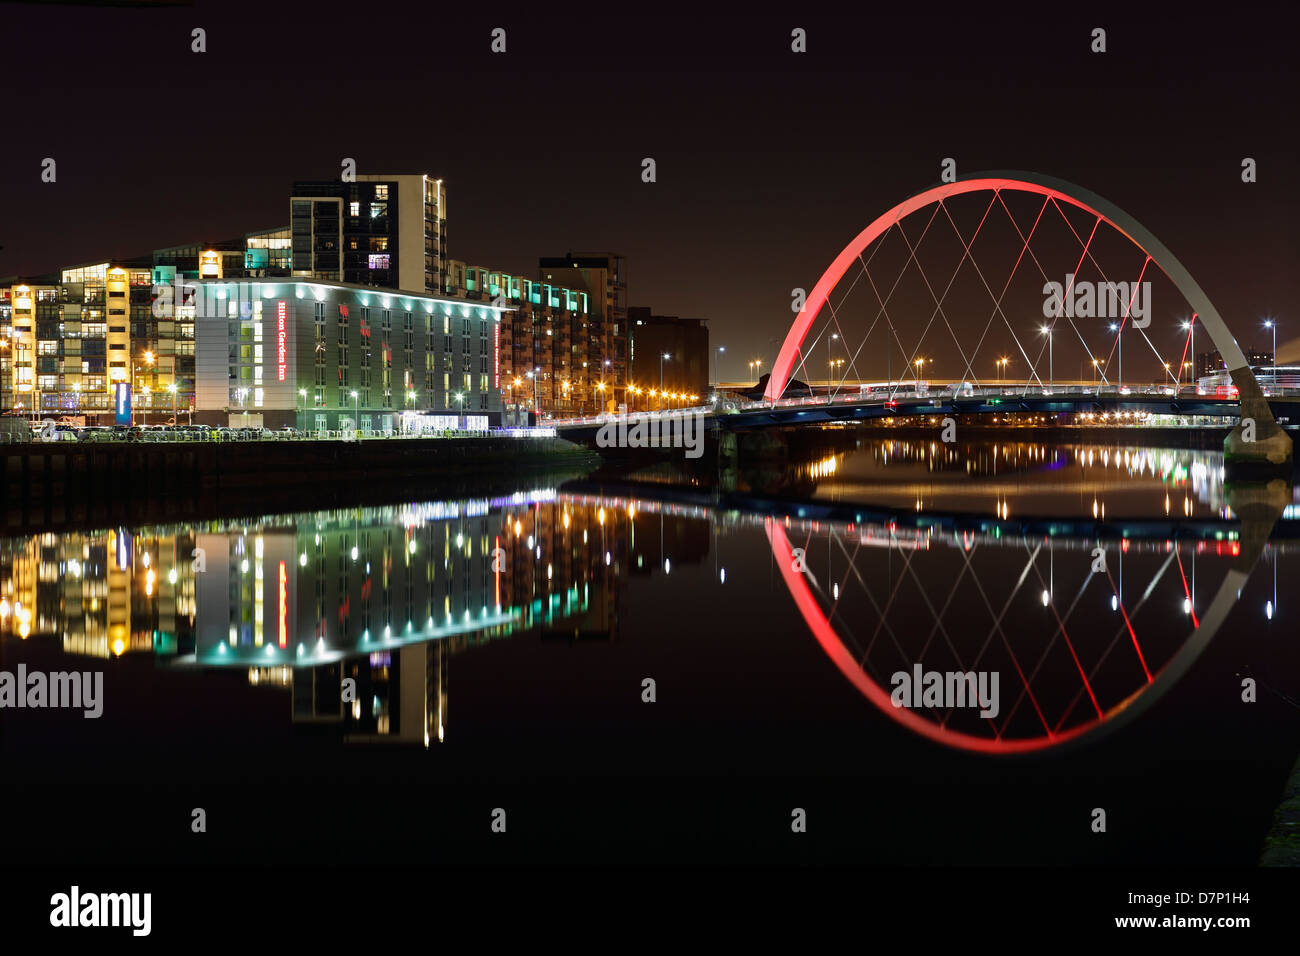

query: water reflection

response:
[764,478,1288,753]
[804,438,1237,518]
[0,446,1293,755]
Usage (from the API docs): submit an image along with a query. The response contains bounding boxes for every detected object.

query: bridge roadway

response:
[552,384,1300,441]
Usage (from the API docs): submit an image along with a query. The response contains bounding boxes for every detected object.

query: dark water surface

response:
[2,437,1296,866]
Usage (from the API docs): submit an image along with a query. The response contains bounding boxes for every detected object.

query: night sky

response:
[3,1,1297,376]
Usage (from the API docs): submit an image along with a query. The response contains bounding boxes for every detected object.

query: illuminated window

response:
[369,202,387,219]
[368,254,390,270]
[349,202,360,217]
[374,185,389,200]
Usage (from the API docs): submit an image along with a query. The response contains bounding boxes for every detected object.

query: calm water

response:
[1,436,1296,865]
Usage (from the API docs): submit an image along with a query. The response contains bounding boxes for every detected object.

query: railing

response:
[21,423,563,444]
[543,382,1296,428]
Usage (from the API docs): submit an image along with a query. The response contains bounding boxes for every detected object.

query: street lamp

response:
[1264,318,1277,381]
[72,382,82,420]
[1038,325,1054,391]
[350,389,359,437]
[132,351,155,426]
[525,368,539,413]
[827,332,839,404]
[1180,318,1196,391]
[914,356,926,385]
[658,352,670,411]
[1109,322,1122,391]
[0,334,9,415]
[169,382,178,423]
[713,345,726,395]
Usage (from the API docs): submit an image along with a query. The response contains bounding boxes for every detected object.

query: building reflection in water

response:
[0,457,1292,753]
[0,489,641,748]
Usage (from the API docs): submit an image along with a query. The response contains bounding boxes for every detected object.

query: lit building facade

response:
[446,261,595,416]
[1,262,187,424]
[190,278,503,430]
[291,174,447,295]
[538,253,628,406]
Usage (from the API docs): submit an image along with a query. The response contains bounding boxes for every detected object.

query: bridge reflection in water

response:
[0,440,1292,755]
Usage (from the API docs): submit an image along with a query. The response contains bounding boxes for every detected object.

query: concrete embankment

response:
[0,437,599,532]
[1260,755,1300,866]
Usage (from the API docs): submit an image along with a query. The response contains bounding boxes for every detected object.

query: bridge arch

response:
[764,496,1279,754]
[765,172,1281,452]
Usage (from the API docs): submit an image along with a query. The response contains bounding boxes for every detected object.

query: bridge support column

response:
[1225,375,1292,468]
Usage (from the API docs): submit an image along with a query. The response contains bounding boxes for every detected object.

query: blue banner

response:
[115,383,132,425]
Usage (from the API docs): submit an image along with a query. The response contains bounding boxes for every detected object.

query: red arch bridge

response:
[556,173,1293,466]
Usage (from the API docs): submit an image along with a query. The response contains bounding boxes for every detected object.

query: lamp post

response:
[1180,318,1195,391]
[1109,322,1122,391]
[1264,318,1276,382]
[72,382,82,421]
[1039,326,1053,391]
[350,389,359,438]
[658,353,670,411]
[713,345,725,397]
[298,388,307,429]
[525,368,539,414]
[132,350,155,426]
[168,383,178,424]
[827,333,839,404]
[0,334,9,415]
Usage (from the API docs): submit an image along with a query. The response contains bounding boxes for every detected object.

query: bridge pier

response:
[1225,377,1293,468]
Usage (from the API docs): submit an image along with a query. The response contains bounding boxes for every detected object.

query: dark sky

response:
[3,1,1297,380]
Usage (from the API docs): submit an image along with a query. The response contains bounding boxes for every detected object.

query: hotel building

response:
[188,277,503,430]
